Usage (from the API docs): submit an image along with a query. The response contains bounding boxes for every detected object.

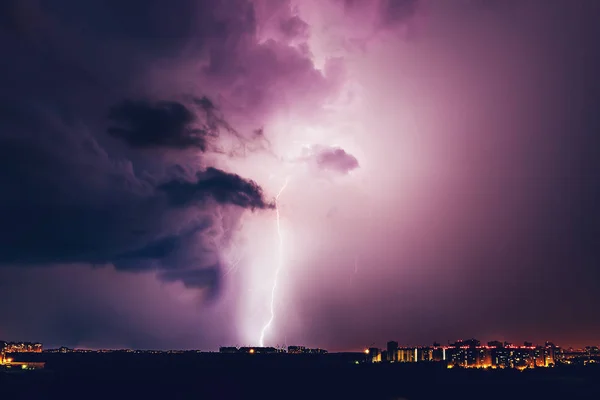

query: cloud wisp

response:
[298,144,360,175]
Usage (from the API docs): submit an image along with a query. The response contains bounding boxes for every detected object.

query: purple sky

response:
[0,0,599,351]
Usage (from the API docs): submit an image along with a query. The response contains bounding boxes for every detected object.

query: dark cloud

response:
[159,267,221,301]
[0,98,271,300]
[159,167,274,210]
[300,145,360,175]
[0,0,287,301]
[108,100,209,150]
[107,96,246,152]
[0,121,270,269]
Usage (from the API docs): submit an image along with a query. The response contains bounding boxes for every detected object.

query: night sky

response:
[1,0,599,351]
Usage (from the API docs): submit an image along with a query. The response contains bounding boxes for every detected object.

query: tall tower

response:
[387,341,399,361]
[0,341,5,364]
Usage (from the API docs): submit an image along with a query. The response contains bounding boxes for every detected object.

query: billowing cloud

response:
[0,0,299,302]
[0,104,272,292]
[0,2,314,265]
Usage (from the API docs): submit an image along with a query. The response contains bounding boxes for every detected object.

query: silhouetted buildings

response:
[1,341,42,353]
[363,339,577,369]
[387,341,398,361]
[287,346,327,354]
[2,337,597,372]
[239,347,278,354]
[219,347,239,354]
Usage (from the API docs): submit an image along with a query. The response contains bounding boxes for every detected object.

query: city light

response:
[2,338,598,372]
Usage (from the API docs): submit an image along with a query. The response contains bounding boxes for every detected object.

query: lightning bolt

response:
[259,176,290,347]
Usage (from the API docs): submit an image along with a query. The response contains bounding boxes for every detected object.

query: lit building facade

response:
[1,341,44,369]
[416,347,434,362]
[1,341,42,353]
[367,348,382,363]
[396,348,415,362]
[364,339,564,369]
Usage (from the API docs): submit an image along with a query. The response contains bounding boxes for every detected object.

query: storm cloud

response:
[0,0,291,299]
[0,103,272,277]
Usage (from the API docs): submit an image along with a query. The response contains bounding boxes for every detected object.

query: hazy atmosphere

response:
[1,0,599,350]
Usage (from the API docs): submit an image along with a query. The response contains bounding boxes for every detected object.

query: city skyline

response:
[1,0,600,351]
[2,337,599,354]
[3,336,600,373]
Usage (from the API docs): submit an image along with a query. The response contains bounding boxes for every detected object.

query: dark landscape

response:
[1,352,600,399]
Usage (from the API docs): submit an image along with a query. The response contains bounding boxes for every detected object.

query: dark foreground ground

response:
[2,353,600,400]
